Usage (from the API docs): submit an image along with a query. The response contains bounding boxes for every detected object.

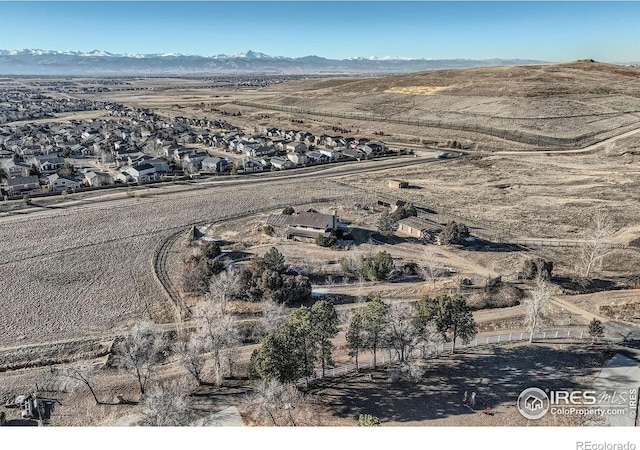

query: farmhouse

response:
[377,195,407,212]
[267,211,338,239]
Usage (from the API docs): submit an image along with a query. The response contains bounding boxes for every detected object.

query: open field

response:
[0,178,357,348]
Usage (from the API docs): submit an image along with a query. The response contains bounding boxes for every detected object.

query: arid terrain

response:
[2,61,640,427]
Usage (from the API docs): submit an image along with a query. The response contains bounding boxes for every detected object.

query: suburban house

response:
[127,163,158,182]
[47,173,80,192]
[201,157,229,173]
[285,142,307,153]
[241,157,263,172]
[286,152,307,165]
[2,175,40,197]
[247,146,276,158]
[84,170,114,187]
[319,148,343,160]
[267,211,339,239]
[146,158,170,174]
[270,156,293,170]
[31,155,65,174]
[1,158,30,178]
[358,141,388,157]
[342,148,366,161]
[305,150,331,164]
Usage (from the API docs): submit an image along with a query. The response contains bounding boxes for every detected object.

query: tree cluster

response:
[439,221,470,245]
[390,203,417,221]
[346,295,477,373]
[340,251,395,282]
[522,257,553,280]
[238,247,312,306]
[250,300,339,383]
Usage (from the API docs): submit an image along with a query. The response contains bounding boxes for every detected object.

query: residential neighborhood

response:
[0,90,392,199]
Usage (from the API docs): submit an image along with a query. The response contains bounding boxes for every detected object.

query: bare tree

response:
[142,378,192,426]
[261,298,289,336]
[385,303,416,363]
[173,333,207,386]
[414,321,445,358]
[418,248,443,286]
[56,363,103,405]
[243,379,320,426]
[579,209,615,279]
[206,269,241,313]
[525,277,555,343]
[114,320,165,397]
[195,302,240,386]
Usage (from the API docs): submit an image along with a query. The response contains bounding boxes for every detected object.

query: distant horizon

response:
[0,48,553,62]
[0,2,638,63]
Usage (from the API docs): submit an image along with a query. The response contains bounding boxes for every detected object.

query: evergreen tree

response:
[414,294,476,353]
[363,251,395,281]
[310,300,339,377]
[377,211,398,237]
[361,297,390,368]
[588,318,605,343]
[346,312,366,370]
[262,247,287,273]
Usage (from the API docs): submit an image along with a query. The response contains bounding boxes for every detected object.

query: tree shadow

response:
[464,238,526,253]
[305,344,618,424]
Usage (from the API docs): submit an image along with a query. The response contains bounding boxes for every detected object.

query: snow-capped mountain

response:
[0,49,545,75]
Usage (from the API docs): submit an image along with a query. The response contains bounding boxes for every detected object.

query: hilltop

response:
[247,61,640,149]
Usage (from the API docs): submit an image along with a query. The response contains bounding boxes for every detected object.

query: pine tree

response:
[346,312,366,370]
[588,318,605,343]
[414,294,476,353]
[361,297,390,367]
[262,247,286,273]
[310,300,339,377]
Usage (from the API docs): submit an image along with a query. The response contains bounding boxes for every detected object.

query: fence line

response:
[233,100,606,149]
[297,328,587,385]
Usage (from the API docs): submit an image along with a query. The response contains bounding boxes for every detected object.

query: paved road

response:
[592,353,640,426]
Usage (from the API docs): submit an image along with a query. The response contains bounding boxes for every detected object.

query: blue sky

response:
[0,2,638,62]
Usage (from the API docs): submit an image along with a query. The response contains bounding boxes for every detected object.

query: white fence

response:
[297,329,587,385]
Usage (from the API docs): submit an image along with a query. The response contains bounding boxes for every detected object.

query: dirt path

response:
[489,124,640,156]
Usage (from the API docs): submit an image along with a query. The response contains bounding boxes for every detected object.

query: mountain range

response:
[0,49,546,75]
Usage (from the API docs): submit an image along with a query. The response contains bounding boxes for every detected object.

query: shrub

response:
[439,221,469,245]
[522,257,553,280]
[363,251,395,281]
[281,206,295,215]
[391,203,417,221]
[315,233,336,247]
[202,241,222,259]
[358,414,381,426]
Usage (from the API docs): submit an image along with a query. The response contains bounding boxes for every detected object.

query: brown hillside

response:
[330,61,640,97]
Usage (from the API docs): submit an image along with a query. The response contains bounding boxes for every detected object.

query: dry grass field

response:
[0,179,357,348]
